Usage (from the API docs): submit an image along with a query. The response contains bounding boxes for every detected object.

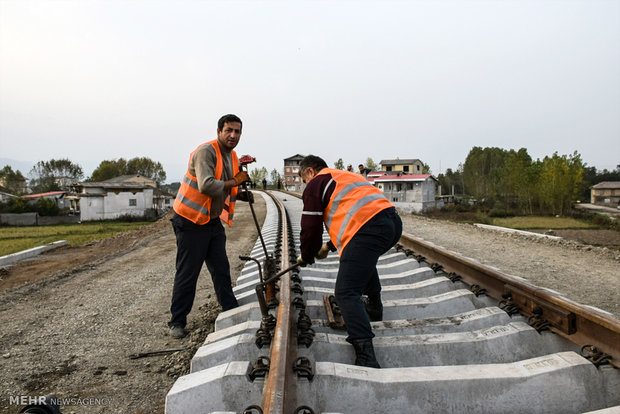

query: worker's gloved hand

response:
[315,244,330,260]
[296,255,308,267]
[233,171,251,186]
[237,190,254,203]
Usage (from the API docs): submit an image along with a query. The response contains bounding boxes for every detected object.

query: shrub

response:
[116,213,156,222]
[487,208,520,218]
[423,205,491,224]
[592,214,617,230]
[35,197,60,216]
[0,198,27,214]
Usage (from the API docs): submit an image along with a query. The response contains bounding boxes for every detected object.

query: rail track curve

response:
[165,190,620,414]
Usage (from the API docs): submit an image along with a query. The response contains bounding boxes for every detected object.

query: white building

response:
[369,172,442,213]
[72,175,161,221]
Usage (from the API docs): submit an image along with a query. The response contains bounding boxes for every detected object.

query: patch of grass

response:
[0,221,151,257]
[423,206,492,225]
[491,216,598,230]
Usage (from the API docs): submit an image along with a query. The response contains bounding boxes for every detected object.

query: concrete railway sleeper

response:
[165,191,620,414]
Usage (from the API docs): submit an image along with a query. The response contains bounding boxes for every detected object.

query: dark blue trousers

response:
[334,207,402,341]
[169,216,238,328]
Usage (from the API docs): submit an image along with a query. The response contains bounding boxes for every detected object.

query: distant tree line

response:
[88,157,166,185]
[437,147,620,216]
[0,156,170,216]
[0,157,167,196]
[3,150,618,219]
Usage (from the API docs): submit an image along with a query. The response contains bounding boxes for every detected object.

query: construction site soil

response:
[0,197,618,413]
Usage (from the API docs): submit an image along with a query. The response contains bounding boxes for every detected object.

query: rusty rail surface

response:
[398,233,620,369]
[261,193,296,413]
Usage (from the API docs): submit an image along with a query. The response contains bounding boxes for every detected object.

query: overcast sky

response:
[1,0,619,183]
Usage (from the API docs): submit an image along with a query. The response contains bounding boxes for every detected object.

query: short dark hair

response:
[358,164,364,168]
[299,155,328,173]
[218,114,242,131]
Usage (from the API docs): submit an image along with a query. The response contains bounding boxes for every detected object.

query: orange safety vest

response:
[318,168,394,254]
[173,139,239,227]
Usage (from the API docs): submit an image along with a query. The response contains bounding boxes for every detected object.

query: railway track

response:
[165,190,620,413]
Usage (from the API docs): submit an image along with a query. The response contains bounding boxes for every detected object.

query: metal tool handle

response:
[240,164,269,258]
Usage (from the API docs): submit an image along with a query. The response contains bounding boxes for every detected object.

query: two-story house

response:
[591,182,620,207]
[379,158,425,174]
[283,154,305,192]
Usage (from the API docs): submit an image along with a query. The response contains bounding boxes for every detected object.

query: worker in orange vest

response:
[297,155,402,367]
[168,114,251,339]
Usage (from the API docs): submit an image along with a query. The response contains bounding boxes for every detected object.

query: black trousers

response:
[169,216,239,328]
[334,207,402,341]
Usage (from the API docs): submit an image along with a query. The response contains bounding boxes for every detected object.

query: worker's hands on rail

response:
[296,256,308,267]
[233,171,251,186]
[315,244,330,260]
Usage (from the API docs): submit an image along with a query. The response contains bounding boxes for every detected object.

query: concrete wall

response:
[394,200,445,213]
[0,213,38,226]
[38,215,80,225]
[0,213,79,226]
[79,188,154,221]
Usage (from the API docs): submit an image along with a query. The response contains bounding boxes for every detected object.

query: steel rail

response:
[261,193,296,413]
[399,233,620,368]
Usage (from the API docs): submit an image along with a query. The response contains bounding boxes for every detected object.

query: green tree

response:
[537,151,584,215]
[90,159,128,182]
[269,169,281,186]
[504,148,537,214]
[437,167,464,195]
[126,157,166,185]
[250,167,268,185]
[30,159,83,193]
[334,158,345,170]
[365,158,378,172]
[90,157,166,185]
[463,147,509,204]
[421,162,431,174]
[0,165,27,195]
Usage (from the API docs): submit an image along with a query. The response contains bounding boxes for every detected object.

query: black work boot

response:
[350,338,381,368]
[365,294,383,322]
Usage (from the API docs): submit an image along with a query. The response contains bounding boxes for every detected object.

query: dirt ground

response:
[398,214,620,316]
[0,197,266,414]
[528,228,620,250]
[0,200,618,414]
